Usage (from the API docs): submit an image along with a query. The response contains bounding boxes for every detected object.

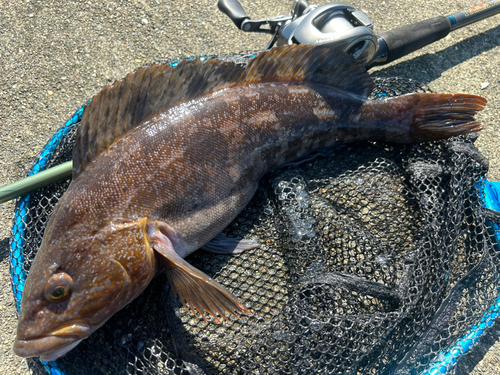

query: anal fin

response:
[147,223,250,323]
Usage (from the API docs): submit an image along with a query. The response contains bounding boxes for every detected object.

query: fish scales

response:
[13,45,487,361]
[67,85,364,248]
[67,83,417,249]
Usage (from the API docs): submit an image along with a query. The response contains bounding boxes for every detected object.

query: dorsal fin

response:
[242,45,373,97]
[73,58,246,176]
[73,45,373,177]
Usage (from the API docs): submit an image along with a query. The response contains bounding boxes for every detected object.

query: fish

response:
[13,45,487,362]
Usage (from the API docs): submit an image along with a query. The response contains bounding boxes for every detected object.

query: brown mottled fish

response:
[13,45,486,361]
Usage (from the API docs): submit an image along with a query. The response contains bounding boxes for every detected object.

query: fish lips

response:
[14,323,91,361]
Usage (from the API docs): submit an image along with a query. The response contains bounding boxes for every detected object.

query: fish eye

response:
[44,272,73,302]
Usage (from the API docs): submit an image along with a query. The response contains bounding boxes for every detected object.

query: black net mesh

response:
[9,56,500,375]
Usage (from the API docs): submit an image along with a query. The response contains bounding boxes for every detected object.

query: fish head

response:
[13,216,157,361]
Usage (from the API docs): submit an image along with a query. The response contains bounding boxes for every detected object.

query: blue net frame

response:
[10,103,86,375]
[8,58,500,374]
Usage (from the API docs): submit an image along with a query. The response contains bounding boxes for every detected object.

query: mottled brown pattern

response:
[74,45,373,177]
[13,45,486,361]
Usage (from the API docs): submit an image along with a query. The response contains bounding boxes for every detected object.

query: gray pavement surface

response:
[0,0,499,374]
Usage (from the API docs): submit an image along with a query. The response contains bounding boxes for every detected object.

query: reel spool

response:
[277,3,378,66]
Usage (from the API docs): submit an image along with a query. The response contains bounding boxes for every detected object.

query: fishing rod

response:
[0,0,499,204]
[219,0,500,67]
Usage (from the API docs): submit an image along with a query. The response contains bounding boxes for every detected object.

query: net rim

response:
[8,55,500,375]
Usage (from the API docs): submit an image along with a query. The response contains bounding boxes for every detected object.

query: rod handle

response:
[378,16,451,64]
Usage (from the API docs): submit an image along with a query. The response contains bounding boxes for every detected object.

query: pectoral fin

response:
[146,222,250,323]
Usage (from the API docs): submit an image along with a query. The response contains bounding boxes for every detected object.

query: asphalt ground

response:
[0,1,499,374]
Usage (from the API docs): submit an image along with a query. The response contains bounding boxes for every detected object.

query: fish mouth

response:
[14,323,91,361]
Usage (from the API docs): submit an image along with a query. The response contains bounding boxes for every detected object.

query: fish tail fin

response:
[410,93,486,142]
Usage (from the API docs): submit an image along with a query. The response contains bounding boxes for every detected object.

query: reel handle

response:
[218,0,249,29]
